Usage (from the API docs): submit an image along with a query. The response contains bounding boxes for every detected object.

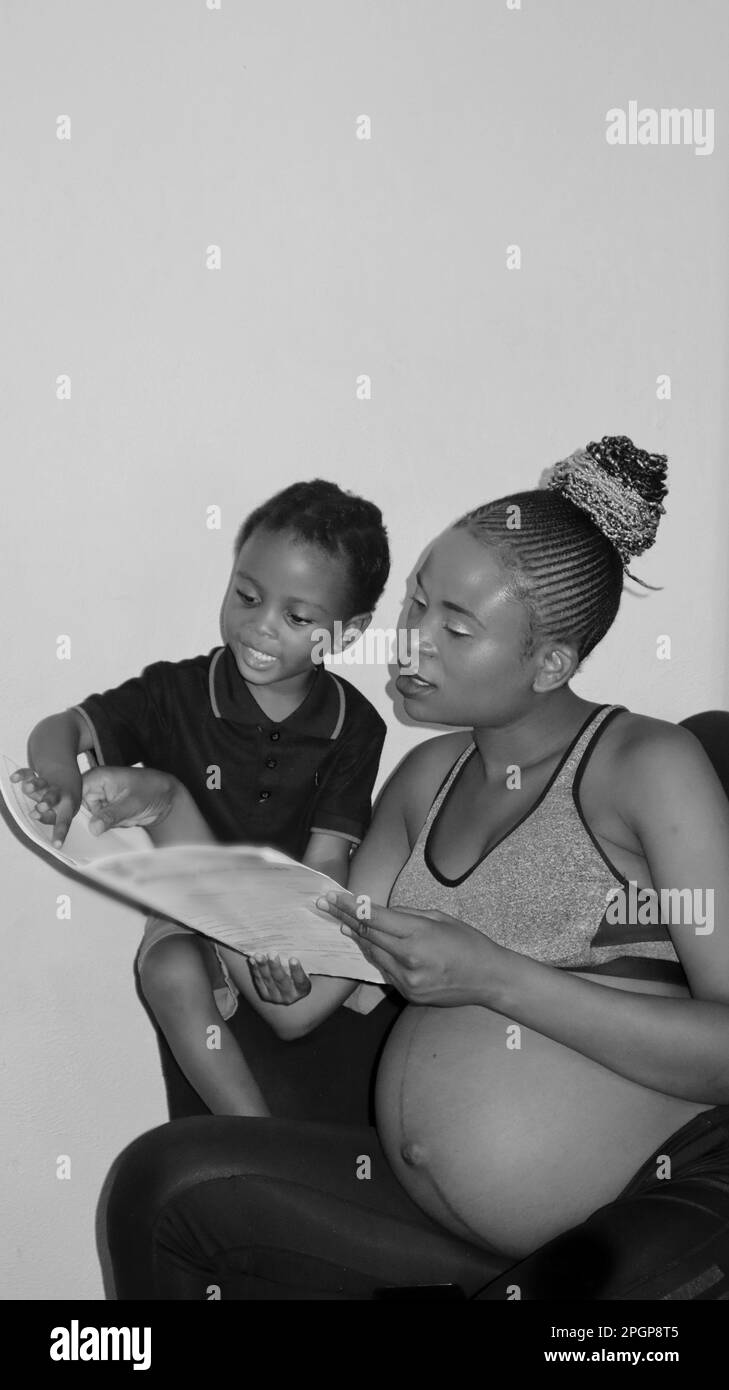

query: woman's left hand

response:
[316,890,503,1007]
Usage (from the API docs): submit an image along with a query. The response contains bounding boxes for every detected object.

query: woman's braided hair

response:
[454,435,668,662]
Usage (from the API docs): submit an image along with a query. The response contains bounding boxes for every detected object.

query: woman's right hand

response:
[249,954,313,1005]
[81,766,180,835]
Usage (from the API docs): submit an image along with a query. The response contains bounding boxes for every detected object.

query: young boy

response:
[15,479,390,1115]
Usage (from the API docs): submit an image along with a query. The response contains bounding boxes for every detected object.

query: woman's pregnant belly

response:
[375,976,711,1259]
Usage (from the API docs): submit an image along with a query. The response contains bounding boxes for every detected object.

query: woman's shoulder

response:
[395,729,473,783]
[574,707,724,850]
[356,733,473,885]
[379,730,473,829]
[607,709,706,762]
[596,708,720,797]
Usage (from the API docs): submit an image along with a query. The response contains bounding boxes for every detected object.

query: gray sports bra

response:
[388,704,686,984]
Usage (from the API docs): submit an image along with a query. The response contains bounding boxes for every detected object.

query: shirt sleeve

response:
[73,663,172,768]
[308,704,387,844]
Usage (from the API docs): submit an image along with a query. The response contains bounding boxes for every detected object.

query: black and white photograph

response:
[1,0,728,1365]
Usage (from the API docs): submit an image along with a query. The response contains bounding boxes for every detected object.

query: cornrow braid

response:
[454,436,668,663]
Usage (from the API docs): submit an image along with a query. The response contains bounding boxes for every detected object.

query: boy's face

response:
[220,527,353,686]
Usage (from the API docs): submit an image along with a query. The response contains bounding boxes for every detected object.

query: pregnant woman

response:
[102,436,729,1299]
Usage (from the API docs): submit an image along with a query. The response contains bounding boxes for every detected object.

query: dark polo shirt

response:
[74,645,387,860]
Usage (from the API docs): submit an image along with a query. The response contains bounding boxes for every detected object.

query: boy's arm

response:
[244,765,417,1038]
[239,703,390,1035]
[81,767,216,846]
[29,708,94,772]
[307,704,387,849]
[13,709,95,845]
[219,833,358,1039]
[18,664,174,845]
[301,830,352,886]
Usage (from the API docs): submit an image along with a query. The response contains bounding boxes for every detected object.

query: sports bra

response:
[388,704,687,985]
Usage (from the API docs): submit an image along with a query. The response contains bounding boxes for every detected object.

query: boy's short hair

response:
[235,479,390,615]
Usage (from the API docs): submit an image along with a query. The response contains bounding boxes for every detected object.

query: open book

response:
[1,754,385,985]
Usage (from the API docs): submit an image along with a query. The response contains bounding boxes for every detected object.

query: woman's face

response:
[396,527,540,729]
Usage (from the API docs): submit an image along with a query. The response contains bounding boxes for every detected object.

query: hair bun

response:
[539,434,668,569]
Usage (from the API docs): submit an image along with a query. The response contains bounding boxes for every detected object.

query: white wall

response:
[1,0,727,1298]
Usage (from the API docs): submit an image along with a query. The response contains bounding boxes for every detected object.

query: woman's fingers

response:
[339,933,394,984]
[315,889,373,928]
[340,921,406,960]
[317,893,410,960]
[317,891,411,938]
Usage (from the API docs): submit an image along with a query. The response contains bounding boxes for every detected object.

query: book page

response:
[85,844,385,983]
[0,754,146,866]
[1,755,382,984]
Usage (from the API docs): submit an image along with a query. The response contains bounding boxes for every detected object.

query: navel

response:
[400,1141,427,1168]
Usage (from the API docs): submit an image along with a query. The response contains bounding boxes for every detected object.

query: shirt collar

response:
[209,644,342,737]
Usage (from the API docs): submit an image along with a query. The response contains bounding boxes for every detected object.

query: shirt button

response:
[265,757,278,769]
[270,731,280,742]
[259,790,271,802]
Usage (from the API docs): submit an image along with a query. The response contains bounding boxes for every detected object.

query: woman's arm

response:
[496,723,729,1103]
[484,949,729,1103]
[324,726,729,1104]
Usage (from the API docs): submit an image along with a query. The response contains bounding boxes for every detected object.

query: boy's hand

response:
[249,954,312,1005]
[81,766,178,835]
[10,768,81,847]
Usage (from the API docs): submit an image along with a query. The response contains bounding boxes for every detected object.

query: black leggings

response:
[106,1104,729,1300]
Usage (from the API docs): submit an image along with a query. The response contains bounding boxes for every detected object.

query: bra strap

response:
[558,704,627,788]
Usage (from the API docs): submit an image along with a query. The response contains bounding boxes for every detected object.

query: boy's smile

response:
[238,643,278,671]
